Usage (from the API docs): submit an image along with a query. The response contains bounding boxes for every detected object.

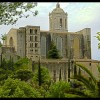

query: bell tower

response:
[49,3,68,32]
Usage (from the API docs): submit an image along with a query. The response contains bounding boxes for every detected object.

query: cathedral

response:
[1,3,100,82]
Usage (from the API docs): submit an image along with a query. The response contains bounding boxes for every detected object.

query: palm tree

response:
[70,63,100,98]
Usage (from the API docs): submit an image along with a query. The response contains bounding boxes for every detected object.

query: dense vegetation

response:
[0,57,100,98]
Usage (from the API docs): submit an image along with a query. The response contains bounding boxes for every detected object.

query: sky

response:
[0,2,100,60]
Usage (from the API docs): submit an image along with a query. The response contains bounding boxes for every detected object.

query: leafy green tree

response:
[0,57,14,71]
[1,34,7,41]
[0,68,8,81]
[14,57,31,71]
[47,41,60,59]
[13,69,33,81]
[0,78,41,98]
[0,2,38,25]
[96,32,100,49]
[49,81,70,98]
[32,66,51,86]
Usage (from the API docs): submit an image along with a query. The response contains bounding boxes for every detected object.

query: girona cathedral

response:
[1,3,100,82]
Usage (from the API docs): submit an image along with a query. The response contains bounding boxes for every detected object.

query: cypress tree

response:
[47,41,60,59]
[38,57,41,86]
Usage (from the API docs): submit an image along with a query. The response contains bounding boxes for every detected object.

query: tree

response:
[0,68,8,81]
[71,63,100,98]
[47,41,60,59]
[32,66,51,86]
[49,81,70,98]
[1,34,7,41]
[95,32,100,49]
[0,2,38,25]
[0,78,41,98]
[38,58,41,86]
[13,69,33,81]
[14,57,31,70]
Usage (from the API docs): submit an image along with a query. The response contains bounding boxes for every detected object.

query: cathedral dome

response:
[51,3,65,14]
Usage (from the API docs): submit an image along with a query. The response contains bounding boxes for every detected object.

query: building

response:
[1,3,100,82]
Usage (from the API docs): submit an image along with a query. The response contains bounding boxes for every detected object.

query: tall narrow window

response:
[30,29,33,34]
[9,37,13,46]
[35,29,37,34]
[60,18,62,28]
[65,19,66,28]
[31,36,33,42]
[35,43,38,47]
[35,36,37,41]
[35,49,38,54]
[30,36,31,41]
[30,36,33,42]
[32,43,33,47]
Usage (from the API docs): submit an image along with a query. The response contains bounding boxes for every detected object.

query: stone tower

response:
[25,26,41,61]
[49,2,68,32]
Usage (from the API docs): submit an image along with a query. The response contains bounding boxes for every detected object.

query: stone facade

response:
[1,3,100,82]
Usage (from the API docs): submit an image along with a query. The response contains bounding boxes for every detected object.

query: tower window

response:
[65,19,66,28]
[32,43,33,47]
[30,29,33,34]
[35,29,37,34]
[30,43,33,47]
[30,36,33,42]
[60,18,62,28]
[35,36,37,41]
[35,43,38,47]
[35,49,38,54]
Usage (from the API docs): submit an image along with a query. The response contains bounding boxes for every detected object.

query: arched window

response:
[30,29,33,34]
[9,37,13,46]
[60,18,62,28]
[56,37,62,56]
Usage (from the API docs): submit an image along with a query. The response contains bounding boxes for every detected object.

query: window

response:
[65,19,66,28]
[30,43,33,48]
[30,36,33,42]
[35,49,38,54]
[30,36,31,41]
[60,18,62,28]
[35,43,38,47]
[35,29,37,34]
[89,63,91,66]
[35,36,37,41]
[30,49,33,52]
[32,43,33,47]
[9,37,13,46]
[30,29,33,34]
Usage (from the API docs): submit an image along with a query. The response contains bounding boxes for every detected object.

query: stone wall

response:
[33,59,100,82]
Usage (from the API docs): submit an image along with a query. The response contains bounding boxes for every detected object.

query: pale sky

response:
[0,2,100,60]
